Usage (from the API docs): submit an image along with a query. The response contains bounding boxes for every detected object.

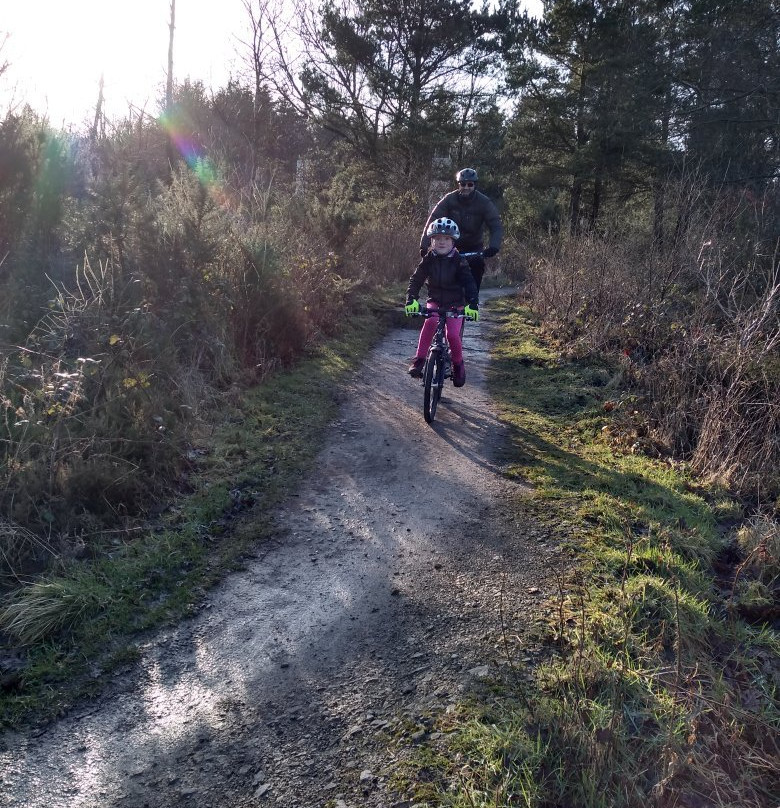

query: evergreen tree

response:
[255,0,499,177]
[499,0,780,235]
[501,0,678,233]
[679,0,780,189]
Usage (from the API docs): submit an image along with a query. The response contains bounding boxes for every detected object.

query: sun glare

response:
[2,0,243,128]
[3,1,157,125]
[2,0,542,128]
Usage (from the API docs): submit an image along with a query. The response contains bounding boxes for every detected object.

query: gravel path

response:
[0,288,558,808]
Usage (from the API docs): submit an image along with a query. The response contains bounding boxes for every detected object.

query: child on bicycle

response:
[404,217,479,388]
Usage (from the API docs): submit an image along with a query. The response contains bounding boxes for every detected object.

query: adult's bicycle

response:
[411,306,474,424]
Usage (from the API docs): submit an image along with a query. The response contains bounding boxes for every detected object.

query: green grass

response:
[397,299,780,808]
[0,289,397,728]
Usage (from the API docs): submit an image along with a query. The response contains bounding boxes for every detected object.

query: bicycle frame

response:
[412,307,468,424]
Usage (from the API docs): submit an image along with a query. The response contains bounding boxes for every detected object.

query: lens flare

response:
[158,106,228,206]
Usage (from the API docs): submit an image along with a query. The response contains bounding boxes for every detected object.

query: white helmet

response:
[427,217,460,239]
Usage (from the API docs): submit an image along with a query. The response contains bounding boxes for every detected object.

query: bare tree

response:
[237,0,275,184]
[90,74,106,142]
[245,0,494,161]
[166,0,176,111]
[0,32,8,78]
[0,32,12,116]
[165,0,177,173]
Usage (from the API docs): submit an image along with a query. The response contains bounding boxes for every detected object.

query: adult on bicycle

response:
[405,217,479,388]
[419,167,503,293]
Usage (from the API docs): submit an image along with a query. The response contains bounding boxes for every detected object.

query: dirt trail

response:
[0,288,558,808]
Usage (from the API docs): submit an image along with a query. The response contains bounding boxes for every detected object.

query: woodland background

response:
[1,0,778,590]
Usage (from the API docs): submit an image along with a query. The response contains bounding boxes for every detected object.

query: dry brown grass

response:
[528,192,780,502]
[0,518,56,586]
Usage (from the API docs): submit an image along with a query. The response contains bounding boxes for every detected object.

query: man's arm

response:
[483,196,503,253]
[484,196,504,255]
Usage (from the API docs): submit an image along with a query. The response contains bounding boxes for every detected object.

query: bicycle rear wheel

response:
[423,350,445,423]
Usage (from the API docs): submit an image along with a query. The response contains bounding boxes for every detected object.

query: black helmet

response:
[426,217,460,239]
[456,167,478,184]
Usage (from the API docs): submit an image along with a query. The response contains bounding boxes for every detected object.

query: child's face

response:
[431,234,454,255]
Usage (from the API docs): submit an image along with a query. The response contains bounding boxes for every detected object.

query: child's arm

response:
[405,257,428,304]
[459,257,479,306]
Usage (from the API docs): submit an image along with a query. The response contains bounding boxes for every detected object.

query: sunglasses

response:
[459,181,475,188]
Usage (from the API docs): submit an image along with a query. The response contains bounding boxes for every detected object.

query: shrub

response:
[0,257,188,561]
[527,188,780,500]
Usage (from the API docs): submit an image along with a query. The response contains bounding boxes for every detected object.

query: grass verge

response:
[0,289,400,729]
[396,297,780,808]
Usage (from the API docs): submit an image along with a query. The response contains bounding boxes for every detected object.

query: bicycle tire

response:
[423,350,445,423]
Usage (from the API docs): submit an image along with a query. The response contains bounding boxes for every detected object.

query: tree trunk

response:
[166,0,176,174]
[90,74,105,142]
[569,178,582,235]
[166,0,175,110]
[653,88,671,253]
[570,59,588,235]
[590,175,602,230]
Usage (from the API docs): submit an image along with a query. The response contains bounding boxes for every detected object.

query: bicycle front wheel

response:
[423,350,445,424]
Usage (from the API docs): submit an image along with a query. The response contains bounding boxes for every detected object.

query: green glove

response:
[464,303,479,322]
[405,299,420,316]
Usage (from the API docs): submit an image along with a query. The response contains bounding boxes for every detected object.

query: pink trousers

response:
[415,305,464,363]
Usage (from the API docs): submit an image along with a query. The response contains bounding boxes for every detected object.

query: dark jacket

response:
[420,189,503,253]
[406,250,479,310]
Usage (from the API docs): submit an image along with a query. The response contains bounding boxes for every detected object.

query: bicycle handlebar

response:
[409,307,476,320]
[420,249,489,258]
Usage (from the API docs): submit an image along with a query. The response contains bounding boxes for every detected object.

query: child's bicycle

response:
[411,306,475,424]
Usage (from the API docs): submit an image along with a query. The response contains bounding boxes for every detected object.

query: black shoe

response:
[453,362,466,387]
[408,357,425,378]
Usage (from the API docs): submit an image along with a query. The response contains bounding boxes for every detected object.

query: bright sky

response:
[1,0,543,130]
[1,0,251,129]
